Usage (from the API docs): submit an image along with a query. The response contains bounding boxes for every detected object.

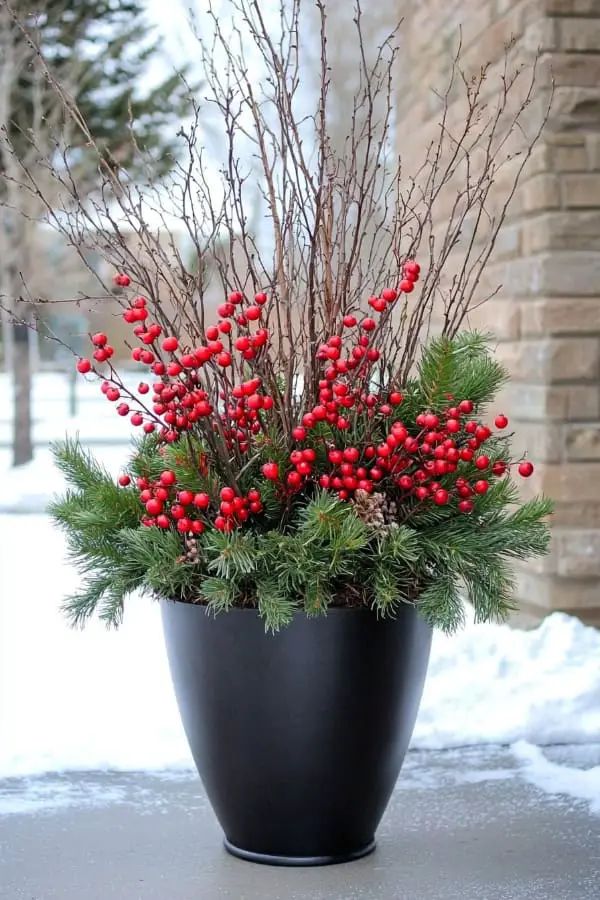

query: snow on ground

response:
[512,741,600,815]
[1,374,599,817]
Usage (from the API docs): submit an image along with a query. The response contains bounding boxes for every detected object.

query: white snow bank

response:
[415,613,600,749]
[512,740,600,815]
[1,514,599,778]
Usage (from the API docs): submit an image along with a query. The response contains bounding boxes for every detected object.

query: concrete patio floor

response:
[1,746,599,900]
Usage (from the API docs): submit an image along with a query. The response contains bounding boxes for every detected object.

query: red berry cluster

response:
[75,291,272,445]
[75,260,535,534]
[133,470,264,534]
[265,399,533,512]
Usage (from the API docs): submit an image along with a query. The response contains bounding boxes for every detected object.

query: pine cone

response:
[352,489,399,535]
[177,537,200,564]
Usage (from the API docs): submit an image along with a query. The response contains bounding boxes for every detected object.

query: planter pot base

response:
[161,602,432,866]
[223,838,376,867]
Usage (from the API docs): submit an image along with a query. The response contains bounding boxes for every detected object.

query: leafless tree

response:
[0,0,551,451]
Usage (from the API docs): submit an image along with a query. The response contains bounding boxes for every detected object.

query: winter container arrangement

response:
[7,0,552,867]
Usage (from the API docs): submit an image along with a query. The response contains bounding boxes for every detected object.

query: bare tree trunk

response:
[11,316,33,466]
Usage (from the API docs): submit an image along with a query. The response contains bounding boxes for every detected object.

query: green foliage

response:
[414,332,508,412]
[49,335,553,634]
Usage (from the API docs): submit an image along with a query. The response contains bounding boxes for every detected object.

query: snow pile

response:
[1,514,599,780]
[415,612,600,748]
[512,741,600,815]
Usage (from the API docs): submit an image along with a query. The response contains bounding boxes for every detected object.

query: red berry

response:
[382,288,397,302]
[193,492,210,509]
[389,392,403,406]
[156,514,170,529]
[146,498,163,516]
[76,358,92,374]
[361,317,376,332]
[220,486,236,503]
[458,500,474,514]
[474,480,489,495]
[292,426,307,441]
[229,291,244,305]
[245,305,261,321]
[518,461,534,478]
[446,418,460,434]
[177,490,194,506]
[434,489,449,506]
[91,332,107,346]
[492,461,507,477]
[113,273,131,286]
[247,394,263,411]
[287,471,302,488]
[343,315,357,328]
[118,474,131,487]
[177,518,191,533]
[399,279,414,293]
[162,336,178,352]
[255,292,268,305]
[262,462,279,481]
[403,260,420,278]
[160,470,176,486]
[116,403,129,416]
[475,455,490,470]
[459,400,474,414]
[217,352,232,367]
[495,414,508,429]
[131,413,143,427]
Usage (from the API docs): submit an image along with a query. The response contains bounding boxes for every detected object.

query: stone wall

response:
[396,0,600,624]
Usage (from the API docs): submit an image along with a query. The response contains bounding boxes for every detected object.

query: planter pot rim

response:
[162,597,419,616]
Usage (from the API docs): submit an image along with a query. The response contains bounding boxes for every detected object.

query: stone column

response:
[396,0,600,624]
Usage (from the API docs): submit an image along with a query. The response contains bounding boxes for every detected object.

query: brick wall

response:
[397,0,600,625]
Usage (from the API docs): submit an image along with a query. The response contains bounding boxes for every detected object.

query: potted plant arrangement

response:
[6,0,551,868]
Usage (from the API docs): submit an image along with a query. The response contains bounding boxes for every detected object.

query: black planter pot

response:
[161,600,432,867]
